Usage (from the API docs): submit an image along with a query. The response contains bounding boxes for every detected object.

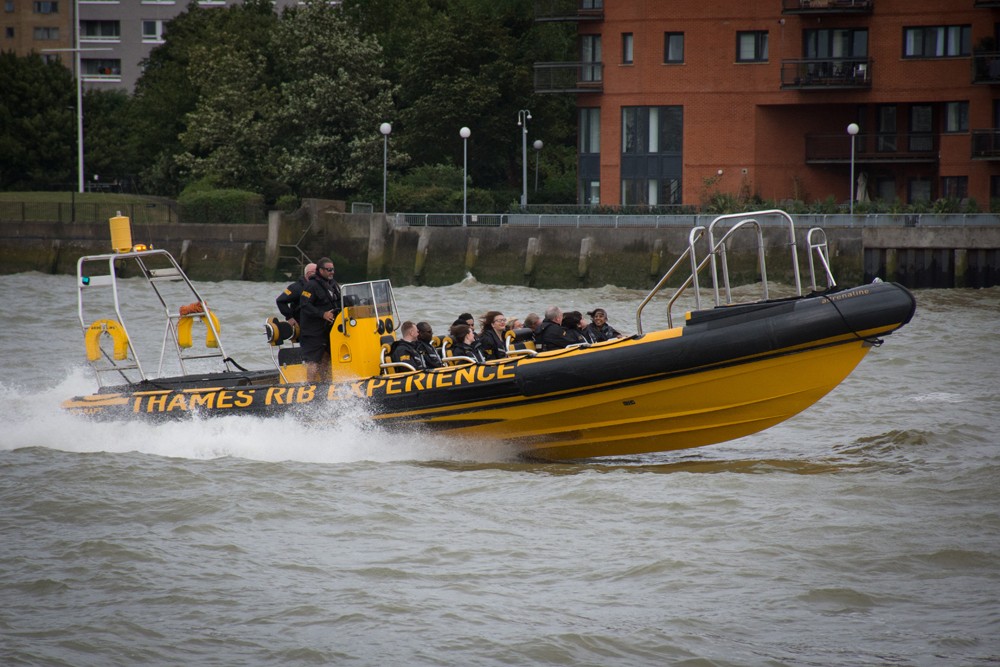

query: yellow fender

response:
[177,310,220,349]
[85,319,130,361]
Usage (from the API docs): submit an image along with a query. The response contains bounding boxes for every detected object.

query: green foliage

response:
[274,194,301,212]
[177,187,265,224]
[0,52,76,190]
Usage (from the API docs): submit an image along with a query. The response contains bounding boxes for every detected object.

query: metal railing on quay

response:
[0,201,178,225]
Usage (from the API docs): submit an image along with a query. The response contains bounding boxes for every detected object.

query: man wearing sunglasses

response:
[298,257,342,382]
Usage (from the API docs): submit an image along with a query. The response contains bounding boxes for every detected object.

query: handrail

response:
[636,210,813,334]
[806,227,836,290]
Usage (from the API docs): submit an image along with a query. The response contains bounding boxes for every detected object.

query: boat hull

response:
[63,282,917,460]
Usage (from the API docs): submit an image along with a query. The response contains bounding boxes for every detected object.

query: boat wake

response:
[0,371,521,464]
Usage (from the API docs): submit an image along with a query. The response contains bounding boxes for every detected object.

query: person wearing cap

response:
[275,262,316,327]
[585,308,623,342]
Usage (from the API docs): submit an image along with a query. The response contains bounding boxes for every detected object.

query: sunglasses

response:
[320,266,334,272]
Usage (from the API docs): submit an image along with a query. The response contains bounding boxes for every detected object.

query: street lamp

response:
[460,126,471,227]
[533,139,543,192]
[517,109,531,207]
[847,123,859,215]
[379,122,391,214]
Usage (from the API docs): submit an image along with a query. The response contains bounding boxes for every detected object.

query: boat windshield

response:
[341,279,398,323]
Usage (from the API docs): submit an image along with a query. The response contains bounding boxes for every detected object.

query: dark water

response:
[1,274,998,666]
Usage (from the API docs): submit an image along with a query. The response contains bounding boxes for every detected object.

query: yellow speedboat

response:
[63,211,916,460]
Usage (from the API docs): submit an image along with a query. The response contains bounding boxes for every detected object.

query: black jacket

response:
[585,321,622,342]
[414,339,444,368]
[479,329,507,360]
[276,276,308,322]
[390,338,426,370]
[298,276,342,341]
[452,339,485,363]
[535,319,569,351]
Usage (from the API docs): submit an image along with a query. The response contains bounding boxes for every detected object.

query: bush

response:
[178,188,265,224]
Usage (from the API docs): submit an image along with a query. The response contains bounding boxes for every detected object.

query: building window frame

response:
[142,19,165,43]
[622,32,633,65]
[80,19,120,41]
[736,31,768,63]
[943,102,969,133]
[941,176,968,200]
[33,26,59,39]
[32,1,58,13]
[663,32,684,64]
[903,25,971,58]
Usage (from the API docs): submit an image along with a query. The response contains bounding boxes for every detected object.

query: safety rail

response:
[76,248,232,387]
[636,210,831,333]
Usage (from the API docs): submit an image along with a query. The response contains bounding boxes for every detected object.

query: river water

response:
[0,272,998,666]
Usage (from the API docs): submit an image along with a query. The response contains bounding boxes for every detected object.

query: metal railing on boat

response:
[635,210,835,333]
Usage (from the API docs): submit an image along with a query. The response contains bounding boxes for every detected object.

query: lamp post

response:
[533,139,543,192]
[847,123,859,215]
[460,126,471,227]
[379,122,391,214]
[517,109,531,207]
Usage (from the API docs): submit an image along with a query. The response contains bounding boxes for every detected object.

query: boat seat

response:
[264,317,299,346]
[505,327,537,356]
[277,347,304,366]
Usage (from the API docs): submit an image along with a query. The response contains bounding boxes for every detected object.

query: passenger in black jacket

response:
[534,306,569,351]
[449,323,485,362]
[478,311,508,360]
[585,308,624,342]
[275,262,316,326]
[561,310,589,346]
[298,257,342,381]
[389,321,426,371]
[415,322,444,369]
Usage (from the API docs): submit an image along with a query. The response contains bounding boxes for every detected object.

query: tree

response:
[0,52,75,190]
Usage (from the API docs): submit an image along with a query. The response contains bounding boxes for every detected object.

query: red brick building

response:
[535,0,1000,209]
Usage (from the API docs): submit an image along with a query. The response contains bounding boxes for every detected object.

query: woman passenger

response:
[561,311,589,346]
[585,308,623,342]
[449,323,485,363]
[479,311,508,360]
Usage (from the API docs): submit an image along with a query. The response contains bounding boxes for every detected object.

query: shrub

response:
[178,188,265,224]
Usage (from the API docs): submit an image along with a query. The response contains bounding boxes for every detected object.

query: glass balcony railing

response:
[971,130,1000,159]
[534,62,603,94]
[781,58,872,89]
[806,132,938,163]
[781,0,873,12]
[534,0,603,21]
[972,53,1000,84]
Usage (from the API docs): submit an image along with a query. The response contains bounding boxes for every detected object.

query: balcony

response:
[972,52,1000,84]
[534,62,603,94]
[781,0,873,14]
[781,58,872,90]
[974,1,1000,7]
[971,130,1000,159]
[805,132,938,164]
[534,0,603,22]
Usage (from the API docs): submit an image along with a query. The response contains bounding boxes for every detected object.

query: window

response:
[908,178,932,204]
[877,105,897,152]
[621,106,683,206]
[804,28,868,58]
[944,102,968,133]
[33,26,58,39]
[622,32,633,65]
[910,105,933,152]
[941,176,968,200]
[4,1,13,12]
[82,58,121,76]
[580,108,600,154]
[142,19,165,42]
[903,26,970,58]
[664,32,683,63]
[32,1,57,13]
[4,27,13,38]
[80,20,119,40]
[875,177,897,202]
[737,31,768,63]
[581,34,601,82]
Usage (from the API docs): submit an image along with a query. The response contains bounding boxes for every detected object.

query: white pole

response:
[460,127,471,227]
[847,123,859,216]
[379,122,391,214]
[518,109,531,207]
[75,0,83,193]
